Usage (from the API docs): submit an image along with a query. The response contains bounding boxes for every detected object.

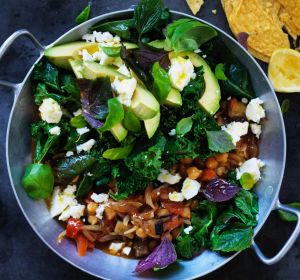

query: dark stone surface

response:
[0,1,300,279]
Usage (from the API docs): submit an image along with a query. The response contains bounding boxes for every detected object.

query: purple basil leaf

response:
[237,32,249,50]
[201,178,240,202]
[78,78,112,128]
[135,237,177,273]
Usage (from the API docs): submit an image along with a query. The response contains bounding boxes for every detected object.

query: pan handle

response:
[0,29,45,92]
[252,199,300,265]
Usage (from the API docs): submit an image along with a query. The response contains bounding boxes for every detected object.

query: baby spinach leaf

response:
[214,63,227,81]
[76,3,91,24]
[102,46,121,57]
[151,62,171,102]
[278,202,300,222]
[176,116,193,137]
[123,109,141,133]
[76,172,93,198]
[22,163,54,199]
[100,98,124,132]
[206,130,235,153]
[103,144,134,160]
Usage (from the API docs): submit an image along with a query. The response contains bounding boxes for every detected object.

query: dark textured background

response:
[0,1,300,279]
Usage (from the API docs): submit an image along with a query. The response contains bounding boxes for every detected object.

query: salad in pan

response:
[21,0,266,273]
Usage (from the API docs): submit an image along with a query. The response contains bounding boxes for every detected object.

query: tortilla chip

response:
[279,8,300,39]
[262,0,283,29]
[277,0,300,34]
[186,0,204,15]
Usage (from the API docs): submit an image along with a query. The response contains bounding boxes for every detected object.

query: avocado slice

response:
[144,112,160,139]
[130,85,160,120]
[164,88,182,107]
[69,59,84,78]
[188,53,221,116]
[123,109,141,133]
[44,41,98,70]
[82,61,128,81]
[110,123,128,142]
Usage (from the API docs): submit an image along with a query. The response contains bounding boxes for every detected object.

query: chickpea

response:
[136,228,147,239]
[88,215,98,225]
[205,157,219,169]
[87,202,98,215]
[186,166,202,180]
[215,153,229,164]
[180,157,193,165]
[216,166,227,176]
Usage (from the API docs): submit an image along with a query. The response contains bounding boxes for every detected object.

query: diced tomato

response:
[66,218,83,239]
[201,169,216,182]
[164,216,183,232]
[76,233,88,256]
[162,200,184,216]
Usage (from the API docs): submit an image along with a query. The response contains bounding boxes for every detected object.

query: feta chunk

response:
[111,77,137,107]
[246,98,265,123]
[183,226,193,234]
[99,50,115,65]
[39,98,63,124]
[109,242,124,254]
[236,158,265,183]
[168,57,196,91]
[76,127,90,135]
[76,139,96,153]
[117,64,131,77]
[80,49,94,61]
[49,126,61,136]
[66,151,74,157]
[157,169,182,185]
[96,204,106,219]
[241,98,248,104]
[122,246,132,256]
[182,178,201,200]
[250,124,262,138]
[91,193,109,204]
[58,204,85,221]
[168,129,176,136]
[169,191,185,202]
[222,121,249,145]
[73,109,82,116]
[82,31,121,47]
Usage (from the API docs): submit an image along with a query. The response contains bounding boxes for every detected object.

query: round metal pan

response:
[3,9,300,280]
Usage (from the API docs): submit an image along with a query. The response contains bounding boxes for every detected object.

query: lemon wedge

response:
[268,48,300,92]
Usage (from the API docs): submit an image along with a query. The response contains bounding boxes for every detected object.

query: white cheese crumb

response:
[82,31,121,47]
[73,109,82,116]
[227,96,232,101]
[49,126,61,136]
[168,129,176,136]
[80,49,94,61]
[76,139,96,153]
[246,98,265,123]
[202,54,207,58]
[117,64,131,77]
[157,169,182,185]
[58,204,85,221]
[221,121,249,145]
[91,193,109,204]
[122,246,132,256]
[76,127,90,135]
[169,191,185,202]
[236,158,265,183]
[212,9,217,15]
[96,204,106,219]
[111,77,137,107]
[66,151,74,157]
[194,49,201,53]
[182,178,201,200]
[250,124,262,139]
[241,98,248,104]
[109,242,124,254]
[39,98,63,124]
[183,226,193,234]
[87,172,93,177]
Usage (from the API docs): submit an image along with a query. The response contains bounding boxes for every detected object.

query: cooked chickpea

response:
[216,166,227,176]
[186,166,202,180]
[88,215,98,225]
[180,157,193,165]
[136,228,147,239]
[215,153,228,164]
[205,157,218,169]
[87,202,98,215]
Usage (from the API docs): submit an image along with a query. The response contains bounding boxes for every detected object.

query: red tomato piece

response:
[66,218,83,239]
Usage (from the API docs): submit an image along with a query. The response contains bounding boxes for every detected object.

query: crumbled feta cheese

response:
[99,50,115,65]
[212,9,217,15]
[182,178,201,200]
[80,49,94,61]
[169,191,185,202]
[58,204,85,221]
[157,169,182,185]
[82,31,121,47]
[49,185,77,217]
[122,246,132,256]
[236,158,265,183]
[91,193,109,204]
[250,124,262,139]
[202,54,207,58]
[117,64,131,77]
[241,98,248,104]
[76,139,96,153]
[49,126,61,136]
[66,151,74,157]
[227,96,232,101]
[87,172,93,177]
[194,49,201,53]
[222,121,249,145]
[39,98,63,124]
[183,226,193,234]
[111,77,137,107]
[76,127,90,135]
[168,57,196,91]
[96,204,106,219]
[168,129,176,136]
[246,98,265,123]
[73,109,82,116]
[109,242,124,254]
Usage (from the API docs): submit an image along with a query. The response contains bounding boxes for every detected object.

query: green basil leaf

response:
[281,98,290,114]
[206,130,235,153]
[100,98,124,132]
[103,144,134,160]
[175,233,199,259]
[176,116,193,136]
[102,46,121,57]
[278,202,300,222]
[239,172,256,190]
[76,3,91,24]
[22,163,54,199]
[215,63,228,81]
[123,109,141,133]
[151,62,172,102]
[70,115,87,128]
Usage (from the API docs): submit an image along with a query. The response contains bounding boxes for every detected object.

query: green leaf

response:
[215,63,227,81]
[278,202,300,222]
[281,99,290,114]
[151,62,171,102]
[76,3,91,24]
[61,74,81,100]
[100,98,124,132]
[102,46,121,57]
[123,109,141,133]
[22,163,54,199]
[34,83,66,105]
[206,130,235,153]
[176,117,193,137]
[70,115,87,128]
[76,173,93,198]
[234,189,259,219]
[103,144,134,160]
[175,233,199,259]
[240,172,256,190]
